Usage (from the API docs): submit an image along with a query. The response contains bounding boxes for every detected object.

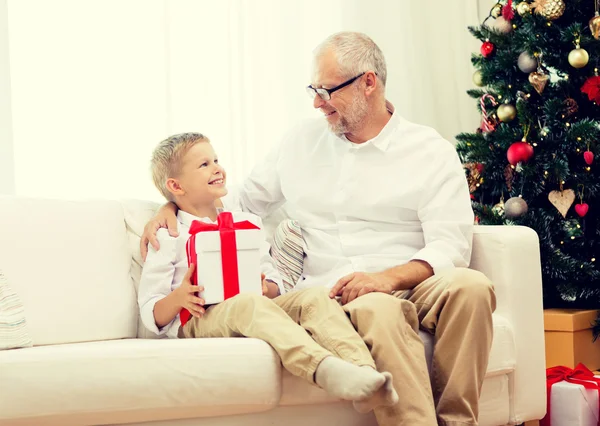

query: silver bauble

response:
[504,197,528,219]
[492,17,513,34]
[518,52,538,73]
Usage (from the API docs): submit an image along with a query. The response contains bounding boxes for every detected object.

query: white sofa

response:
[0,197,546,426]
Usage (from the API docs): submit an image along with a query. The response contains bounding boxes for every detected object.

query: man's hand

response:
[329,271,396,305]
[140,202,179,260]
[173,264,205,318]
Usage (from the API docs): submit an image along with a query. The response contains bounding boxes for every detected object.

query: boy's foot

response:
[315,357,386,401]
[352,371,399,413]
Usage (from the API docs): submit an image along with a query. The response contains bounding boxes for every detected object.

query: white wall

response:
[0,0,14,195]
[3,0,491,201]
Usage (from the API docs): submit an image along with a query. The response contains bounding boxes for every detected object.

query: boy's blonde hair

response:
[151,132,209,201]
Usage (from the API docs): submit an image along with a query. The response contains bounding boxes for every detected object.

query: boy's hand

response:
[174,264,205,318]
[262,273,280,298]
[261,273,268,296]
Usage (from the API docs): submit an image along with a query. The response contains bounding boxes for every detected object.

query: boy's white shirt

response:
[138,208,283,338]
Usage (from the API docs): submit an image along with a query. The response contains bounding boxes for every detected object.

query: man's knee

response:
[445,268,495,309]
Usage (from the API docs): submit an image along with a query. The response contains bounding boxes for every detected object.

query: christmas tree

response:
[457,0,600,335]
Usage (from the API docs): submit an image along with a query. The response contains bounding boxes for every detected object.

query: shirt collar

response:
[177,208,224,229]
[341,100,401,152]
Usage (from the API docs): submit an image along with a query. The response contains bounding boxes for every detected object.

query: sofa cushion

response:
[0,268,32,350]
[0,338,281,425]
[0,197,137,345]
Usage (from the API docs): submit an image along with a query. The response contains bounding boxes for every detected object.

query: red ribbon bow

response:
[180,212,259,327]
[540,363,600,426]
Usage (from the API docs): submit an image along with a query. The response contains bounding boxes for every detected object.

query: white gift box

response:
[548,378,600,426]
[193,227,263,305]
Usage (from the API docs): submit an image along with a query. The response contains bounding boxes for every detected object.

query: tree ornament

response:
[503,0,515,20]
[568,45,590,69]
[518,51,538,73]
[492,198,505,214]
[492,16,513,33]
[531,0,565,20]
[504,164,515,191]
[529,71,549,95]
[590,13,600,40]
[576,185,589,217]
[548,189,575,218]
[517,1,532,15]
[473,70,484,87]
[491,3,503,17]
[505,197,528,219]
[497,103,517,122]
[584,151,594,165]
[564,98,579,116]
[590,1,600,40]
[480,94,499,132]
[576,203,589,217]
[464,163,484,193]
[481,40,495,58]
[507,141,534,165]
[581,76,600,104]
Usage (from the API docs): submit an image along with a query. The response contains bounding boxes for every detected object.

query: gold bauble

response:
[497,104,517,122]
[568,48,589,69]
[491,3,503,18]
[517,2,531,16]
[590,13,600,40]
[532,0,565,20]
[473,70,484,87]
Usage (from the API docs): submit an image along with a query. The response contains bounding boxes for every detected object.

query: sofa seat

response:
[0,339,281,426]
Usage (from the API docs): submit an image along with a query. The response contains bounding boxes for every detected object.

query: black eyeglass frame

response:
[306,72,374,101]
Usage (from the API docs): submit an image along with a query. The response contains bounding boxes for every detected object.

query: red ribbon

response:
[180,212,259,327]
[540,363,600,426]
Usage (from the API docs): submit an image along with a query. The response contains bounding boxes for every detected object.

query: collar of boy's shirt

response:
[177,208,225,228]
[339,100,401,153]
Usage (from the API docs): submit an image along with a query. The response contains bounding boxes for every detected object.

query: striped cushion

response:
[270,220,305,293]
[0,269,32,349]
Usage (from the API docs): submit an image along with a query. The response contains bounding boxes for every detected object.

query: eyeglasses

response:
[306,72,367,101]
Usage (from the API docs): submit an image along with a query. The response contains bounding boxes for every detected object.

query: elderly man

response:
[142,32,495,426]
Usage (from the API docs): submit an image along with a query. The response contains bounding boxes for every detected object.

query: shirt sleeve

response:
[138,228,179,336]
[224,138,286,218]
[410,146,474,274]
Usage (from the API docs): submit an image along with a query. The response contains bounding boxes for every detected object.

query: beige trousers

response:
[181,287,376,385]
[343,267,496,426]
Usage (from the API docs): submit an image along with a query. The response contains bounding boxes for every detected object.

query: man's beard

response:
[329,95,369,137]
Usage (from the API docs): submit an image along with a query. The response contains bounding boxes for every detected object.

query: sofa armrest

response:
[470,225,546,423]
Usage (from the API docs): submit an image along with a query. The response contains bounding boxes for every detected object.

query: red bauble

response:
[481,41,495,58]
[475,163,485,173]
[575,203,589,217]
[584,151,594,165]
[581,76,600,104]
[507,142,534,166]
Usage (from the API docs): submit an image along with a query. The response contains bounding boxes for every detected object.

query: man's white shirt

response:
[138,209,283,338]
[224,102,474,291]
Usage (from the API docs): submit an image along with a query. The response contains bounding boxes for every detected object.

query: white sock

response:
[352,371,399,413]
[315,357,386,401]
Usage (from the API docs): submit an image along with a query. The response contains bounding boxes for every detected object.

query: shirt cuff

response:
[140,296,172,336]
[410,247,455,275]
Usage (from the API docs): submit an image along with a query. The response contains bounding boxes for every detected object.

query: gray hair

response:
[314,32,387,87]
[150,132,209,201]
